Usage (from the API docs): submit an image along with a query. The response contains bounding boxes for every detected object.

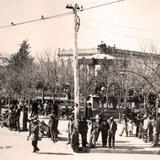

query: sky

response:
[0,0,160,58]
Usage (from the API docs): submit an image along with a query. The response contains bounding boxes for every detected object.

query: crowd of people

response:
[0,100,28,131]
[0,99,61,152]
[119,105,160,147]
[67,102,160,152]
[0,99,160,153]
[67,103,118,152]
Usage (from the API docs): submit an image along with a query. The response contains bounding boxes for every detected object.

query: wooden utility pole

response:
[66,4,81,128]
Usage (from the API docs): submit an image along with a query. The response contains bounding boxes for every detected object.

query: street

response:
[0,119,160,160]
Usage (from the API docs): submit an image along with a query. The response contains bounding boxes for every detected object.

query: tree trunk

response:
[42,87,45,104]
[118,97,122,123]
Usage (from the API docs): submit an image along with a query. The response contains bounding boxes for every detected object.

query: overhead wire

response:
[0,11,73,28]
[0,0,158,44]
[81,16,160,34]
[81,22,160,43]
[0,0,124,29]
[80,0,119,8]
[82,0,124,11]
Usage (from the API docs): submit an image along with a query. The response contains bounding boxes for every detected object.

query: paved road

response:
[0,120,160,160]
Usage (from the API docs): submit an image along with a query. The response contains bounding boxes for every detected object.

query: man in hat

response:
[108,117,117,149]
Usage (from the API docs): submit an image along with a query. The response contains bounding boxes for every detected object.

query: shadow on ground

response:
[37,152,73,155]
[89,139,160,155]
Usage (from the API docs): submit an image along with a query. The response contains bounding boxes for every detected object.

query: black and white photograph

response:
[0,0,160,160]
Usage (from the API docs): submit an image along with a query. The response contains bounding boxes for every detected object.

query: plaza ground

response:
[0,119,160,160]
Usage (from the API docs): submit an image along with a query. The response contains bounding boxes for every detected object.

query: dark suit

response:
[108,120,117,148]
[85,106,92,120]
[100,120,110,147]
[79,119,88,148]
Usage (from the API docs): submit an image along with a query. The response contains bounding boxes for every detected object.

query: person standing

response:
[153,111,160,146]
[48,113,58,142]
[53,101,59,134]
[89,116,99,148]
[12,105,17,130]
[37,101,43,116]
[31,119,40,153]
[23,102,29,131]
[15,104,21,132]
[65,105,70,119]
[85,103,93,120]
[46,102,52,116]
[30,100,39,118]
[71,127,79,152]
[79,116,88,151]
[108,117,117,149]
[119,115,128,137]
[66,115,74,144]
[148,115,154,141]
[135,110,142,137]
[100,117,110,147]
[8,105,14,131]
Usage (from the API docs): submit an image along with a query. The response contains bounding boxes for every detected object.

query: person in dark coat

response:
[71,127,79,152]
[100,117,110,147]
[53,101,59,117]
[15,105,21,132]
[108,117,117,149]
[23,102,29,131]
[30,100,39,118]
[53,101,59,133]
[79,116,88,151]
[85,103,93,120]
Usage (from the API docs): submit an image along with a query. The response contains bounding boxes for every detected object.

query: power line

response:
[82,0,125,11]
[81,17,160,34]
[0,0,124,29]
[0,11,73,28]
[81,22,160,43]
[80,0,119,8]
